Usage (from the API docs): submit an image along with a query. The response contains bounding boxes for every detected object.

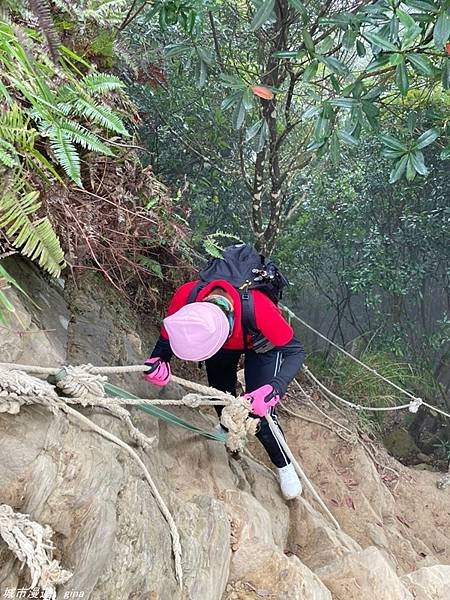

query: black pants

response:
[205,348,290,468]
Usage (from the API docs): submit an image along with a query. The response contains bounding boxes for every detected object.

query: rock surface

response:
[1,258,450,599]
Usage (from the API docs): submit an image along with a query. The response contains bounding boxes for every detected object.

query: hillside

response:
[1,259,449,599]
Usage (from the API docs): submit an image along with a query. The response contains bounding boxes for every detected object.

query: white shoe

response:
[277,464,302,500]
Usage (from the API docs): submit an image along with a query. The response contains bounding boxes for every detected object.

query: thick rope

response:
[0,362,341,530]
[0,504,72,598]
[304,367,425,414]
[0,369,182,588]
[282,305,426,404]
[265,414,340,530]
[55,400,183,587]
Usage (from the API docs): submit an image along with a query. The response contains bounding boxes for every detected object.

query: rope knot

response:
[54,365,107,399]
[181,393,203,408]
[408,397,423,413]
[220,396,257,452]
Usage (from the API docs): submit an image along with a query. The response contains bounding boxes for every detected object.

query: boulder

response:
[227,542,332,600]
[316,546,414,600]
[402,565,450,600]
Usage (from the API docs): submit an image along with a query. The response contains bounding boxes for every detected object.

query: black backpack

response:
[187,244,289,352]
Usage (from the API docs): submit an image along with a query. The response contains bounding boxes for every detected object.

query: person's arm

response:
[271,337,305,396]
[150,335,173,362]
[253,293,306,395]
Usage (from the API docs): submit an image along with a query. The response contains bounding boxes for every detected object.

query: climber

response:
[143,244,305,500]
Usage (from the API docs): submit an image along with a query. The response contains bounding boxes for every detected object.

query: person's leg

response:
[244,349,290,468]
[205,349,241,418]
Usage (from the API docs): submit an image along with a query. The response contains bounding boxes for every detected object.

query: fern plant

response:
[0,174,65,276]
[203,232,242,258]
[0,12,130,279]
[0,20,128,186]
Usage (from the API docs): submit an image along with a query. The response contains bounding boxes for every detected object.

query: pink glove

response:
[244,384,280,417]
[143,357,171,387]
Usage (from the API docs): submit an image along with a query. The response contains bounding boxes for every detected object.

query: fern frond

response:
[47,126,81,185]
[84,0,128,24]
[137,255,163,279]
[16,216,65,275]
[0,184,65,276]
[203,239,224,259]
[60,120,114,155]
[82,73,125,95]
[69,98,128,135]
[0,104,37,149]
[203,232,242,258]
[27,0,61,62]
[0,140,20,168]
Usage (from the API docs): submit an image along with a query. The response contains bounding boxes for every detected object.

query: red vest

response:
[161,279,293,351]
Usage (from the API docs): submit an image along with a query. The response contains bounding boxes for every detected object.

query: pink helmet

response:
[163,302,230,361]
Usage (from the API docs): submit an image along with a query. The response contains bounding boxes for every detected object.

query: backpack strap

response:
[241,289,275,353]
[187,281,208,304]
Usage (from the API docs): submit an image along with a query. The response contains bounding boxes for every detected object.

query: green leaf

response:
[287,0,307,19]
[356,39,366,57]
[330,97,358,108]
[250,0,275,31]
[442,57,450,89]
[397,9,417,30]
[330,132,340,165]
[406,155,416,180]
[414,127,439,149]
[395,60,409,95]
[233,97,246,129]
[221,92,240,111]
[245,120,263,142]
[364,31,398,52]
[320,56,348,76]
[382,148,406,159]
[342,29,357,50]
[69,98,128,136]
[302,106,320,120]
[219,73,246,89]
[365,55,391,73]
[318,36,334,54]
[410,150,428,175]
[302,29,315,53]
[404,0,439,13]
[81,73,124,95]
[242,88,254,111]
[165,43,191,58]
[313,115,330,141]
[407,111,417,133]
[197,58,208,88]
[60,45,91,68]
[48,128,81,186]
[338,130,359,146]
[433,11,450,49]
[272,50,299,58]
[389,53,405,65]
[138,256,163,279]
[407,53,435,76]
[303,60,318,82]
[380,134,407,152]
[440,144,450,159]
[389,154,409,183]
[60,120,114,156]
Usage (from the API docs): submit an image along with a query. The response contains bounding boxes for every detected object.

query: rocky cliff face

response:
[1,259,450,600]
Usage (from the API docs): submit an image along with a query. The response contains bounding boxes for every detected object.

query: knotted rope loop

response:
[0,504,72,599]
[53,364,107,398]
[408,397,423,413]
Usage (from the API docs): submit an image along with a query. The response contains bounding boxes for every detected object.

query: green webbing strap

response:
[104,382,228,443]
